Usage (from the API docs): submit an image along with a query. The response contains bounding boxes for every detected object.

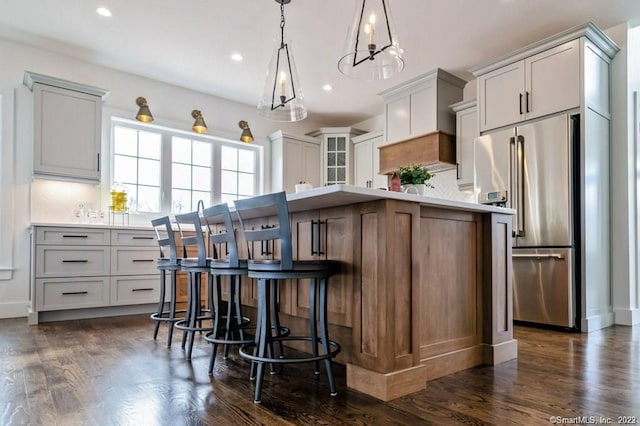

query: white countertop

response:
[286,184,515,215]
[31,185,514,228]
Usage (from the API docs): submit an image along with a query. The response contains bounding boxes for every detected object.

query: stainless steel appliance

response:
[475,113,579,329]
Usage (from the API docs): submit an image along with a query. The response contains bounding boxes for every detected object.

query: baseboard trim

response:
[613,308,640,326]
[0,301,28,319]
[581,311,615,332]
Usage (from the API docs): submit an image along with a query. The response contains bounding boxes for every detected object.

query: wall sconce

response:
[337,0,404,80]
[191,110,208,134]
[239,120,254,143]
[135,97,154,123]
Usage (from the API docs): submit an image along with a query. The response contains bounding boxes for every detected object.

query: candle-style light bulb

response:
[280,72,286,97]
[368,13,376,45]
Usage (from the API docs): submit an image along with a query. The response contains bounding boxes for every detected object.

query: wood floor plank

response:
[0,315,638,425]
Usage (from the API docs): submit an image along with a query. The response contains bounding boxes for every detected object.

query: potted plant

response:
[397,164,433,194]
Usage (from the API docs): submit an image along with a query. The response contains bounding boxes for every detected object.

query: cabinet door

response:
[386,96,411,143]
[302,141,321,188]
[290,207,354,327]
[456,106,478,189]
[478,61,525,132]
[33,83,101,181]
[354,141,373,188]
[282,140,303,193]
[324,135,349,185]
[410,84,437,136]
[371,137,388,189]
[526,39,580,120]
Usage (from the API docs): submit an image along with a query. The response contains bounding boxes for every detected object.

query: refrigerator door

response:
[475,127,515,206]
[512,247,575,328]
[515,114,572,247]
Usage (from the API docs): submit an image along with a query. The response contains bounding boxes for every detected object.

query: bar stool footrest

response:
[238,336,340,364]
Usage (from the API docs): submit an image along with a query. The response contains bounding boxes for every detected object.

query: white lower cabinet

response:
[31,226,160,318]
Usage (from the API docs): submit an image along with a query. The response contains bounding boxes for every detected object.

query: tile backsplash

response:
[423,169,476,203]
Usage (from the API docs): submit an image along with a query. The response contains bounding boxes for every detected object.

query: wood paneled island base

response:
[274,186,518,401]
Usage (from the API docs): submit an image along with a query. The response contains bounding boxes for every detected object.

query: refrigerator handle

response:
[516,135,525,237]
[509,136,517,238]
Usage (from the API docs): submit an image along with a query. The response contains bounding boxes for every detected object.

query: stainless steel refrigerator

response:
[475,113,579,329]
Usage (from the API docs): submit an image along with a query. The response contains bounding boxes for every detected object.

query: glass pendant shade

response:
[337,0,404,80]
[257,0,306,122]
[257,39,307,122]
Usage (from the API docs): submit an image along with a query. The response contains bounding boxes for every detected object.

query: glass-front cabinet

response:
[308,127,365,187]
[326,135,347,185]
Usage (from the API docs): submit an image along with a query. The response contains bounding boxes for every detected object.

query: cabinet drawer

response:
[110,275,162,306]
[35,277,110,311]
[36,246,110,277]
[36,227,110,245]
[111,229,159,246]
[111,247,159,275]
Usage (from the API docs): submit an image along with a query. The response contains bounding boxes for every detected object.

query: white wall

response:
[608,23,640,326]
[0,36,326,319]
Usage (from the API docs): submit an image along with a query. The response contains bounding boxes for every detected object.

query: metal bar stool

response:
[174,210,214,360]
[200,203,253,374]
[150,216,184,347]
[234,191,341,404]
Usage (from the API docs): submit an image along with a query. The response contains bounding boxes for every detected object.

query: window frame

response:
[109,117,262,219]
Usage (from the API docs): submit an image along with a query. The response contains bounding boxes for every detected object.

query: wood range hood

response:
[378,130,456,174]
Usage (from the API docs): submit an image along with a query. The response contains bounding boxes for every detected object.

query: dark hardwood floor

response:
[1,315,638,425]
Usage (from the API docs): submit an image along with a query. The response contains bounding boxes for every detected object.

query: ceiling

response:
[1,1,639,126]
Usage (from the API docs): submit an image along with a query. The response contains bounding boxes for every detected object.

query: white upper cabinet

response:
[24,71,109,182]
[269,131,321,193]
[450,99,478,190]
[476,39,580,132]
[380,68,466,144]
[353,130,387,189]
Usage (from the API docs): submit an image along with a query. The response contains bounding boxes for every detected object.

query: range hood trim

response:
[378,130,456,174]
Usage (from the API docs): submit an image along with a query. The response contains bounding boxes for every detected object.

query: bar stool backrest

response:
[234,191,293,270]
[201,203,240,268]
[175,210,208,266]
[151,216,179,265]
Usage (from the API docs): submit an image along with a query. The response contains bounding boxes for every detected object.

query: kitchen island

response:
[243,185,517,401]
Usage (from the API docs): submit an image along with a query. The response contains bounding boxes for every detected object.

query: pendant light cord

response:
[280,2,286,48]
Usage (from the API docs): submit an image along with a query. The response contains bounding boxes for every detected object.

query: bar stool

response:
[234,191,341,404]
[200,203,253,374]
[174,210,214,360]
[150,216,184,347]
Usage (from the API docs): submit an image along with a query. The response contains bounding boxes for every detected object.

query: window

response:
[111,118,261,215]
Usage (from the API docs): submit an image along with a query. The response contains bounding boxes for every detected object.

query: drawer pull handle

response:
[62,235,89,238]
[132,259,154,262]
[132,288,154,292]
[132,236,154,240]
[62,291,88,295]
[62,259,89,263]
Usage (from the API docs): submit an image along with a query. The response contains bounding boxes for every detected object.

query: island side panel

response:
[352,199,421,373]
[482,212,517,364]
[418,207,484,380]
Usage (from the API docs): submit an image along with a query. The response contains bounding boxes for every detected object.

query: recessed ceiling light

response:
[96,7,112,17]
[322,84,333,91]
[231,53,244,61]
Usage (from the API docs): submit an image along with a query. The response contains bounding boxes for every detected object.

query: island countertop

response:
[285,184,515,215]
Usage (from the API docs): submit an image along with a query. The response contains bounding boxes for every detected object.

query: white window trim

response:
[0,93,15,280]
[109,116,263,220]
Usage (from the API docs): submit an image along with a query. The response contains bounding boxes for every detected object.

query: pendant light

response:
[191,110,208,134]
[337,0,404,80]
[257,0,307,122]
[135,97,154,123]
[239,120,254,143]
